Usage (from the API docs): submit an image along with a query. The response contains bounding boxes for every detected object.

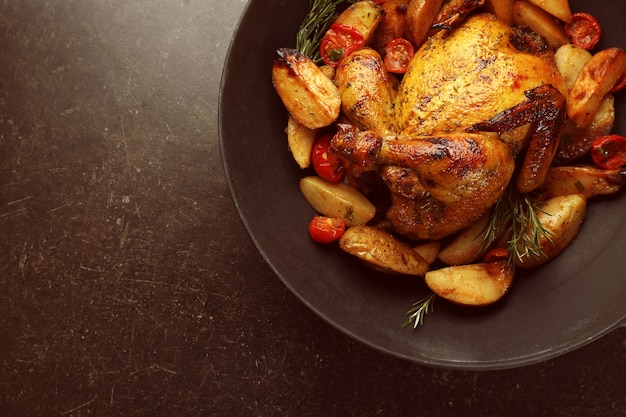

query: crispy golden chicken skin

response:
[329,13,568,241]
[395,13,567,149]
[330,124,515,239]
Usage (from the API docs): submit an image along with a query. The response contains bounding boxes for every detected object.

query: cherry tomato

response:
[320,23,364,67]
[590,134,626,169]
[312,133,344,182]
[482,247,509,263]
[565,12,602,50]
[309,216,346,244]
[384,38,414,74]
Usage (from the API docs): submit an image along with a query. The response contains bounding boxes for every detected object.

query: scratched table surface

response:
[0,1,624,416]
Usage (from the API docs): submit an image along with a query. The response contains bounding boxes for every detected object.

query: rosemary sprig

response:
[296,0,356,63]
[403,293,437,328]
[482,185,554,264]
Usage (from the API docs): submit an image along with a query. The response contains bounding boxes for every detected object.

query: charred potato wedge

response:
[425,261,515,306]
[516,194,586,269]
[568,48,626,128]
[340,225,430,276]
[513,1,569,49]
[540,166,625,199]
[299,176,376,227]
[272,48,341,129]
[334,48,398,135]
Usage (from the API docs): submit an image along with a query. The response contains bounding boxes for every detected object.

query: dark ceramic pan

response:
[219,0,626,370]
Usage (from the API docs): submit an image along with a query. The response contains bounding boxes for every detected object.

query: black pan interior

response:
[219,0,626,370]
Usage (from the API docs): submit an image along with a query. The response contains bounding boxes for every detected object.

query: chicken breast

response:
[395,13,567,150]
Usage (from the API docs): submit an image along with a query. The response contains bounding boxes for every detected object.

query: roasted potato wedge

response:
[568,47,626,128]
[413,240,441,266]
[540,165,625,199]
[513,1,569,50]
[299,176,376,227]
[528,0,571,22]
[340,225,430,276]
[425,261,514,306]
[484,0,515,25]
[555,94,615,164]
[404,0,444,47]
[372,0,410,54]
[516,194,586,269]
[555,44,592,91]
[286,115,316,169]
[334,48,398,135]
[363,239,440,275]
[438,216,490,265]
[334,0,385,46]
[272,48,341,129]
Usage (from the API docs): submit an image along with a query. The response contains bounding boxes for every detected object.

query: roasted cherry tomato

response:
[590,134,626,169]
[320,23,364,67]
[384,38,414,74]
[482,247,509,263]
[309,216,346,244]
[312,133,344,182]
[565,12,602,50]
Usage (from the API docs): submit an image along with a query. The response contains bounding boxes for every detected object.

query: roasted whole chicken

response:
[330,13,568,240]
[272,0,626,309]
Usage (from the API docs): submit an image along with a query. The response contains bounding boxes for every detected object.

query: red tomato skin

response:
[590,135,626,169]
[320,23,364,67]
[312,133,344,182]
[383,38,414,74]
[565,12,602,50]
[308,216,346,244]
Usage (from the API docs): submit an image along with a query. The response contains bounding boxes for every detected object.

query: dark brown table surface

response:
[1,1,624,416]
